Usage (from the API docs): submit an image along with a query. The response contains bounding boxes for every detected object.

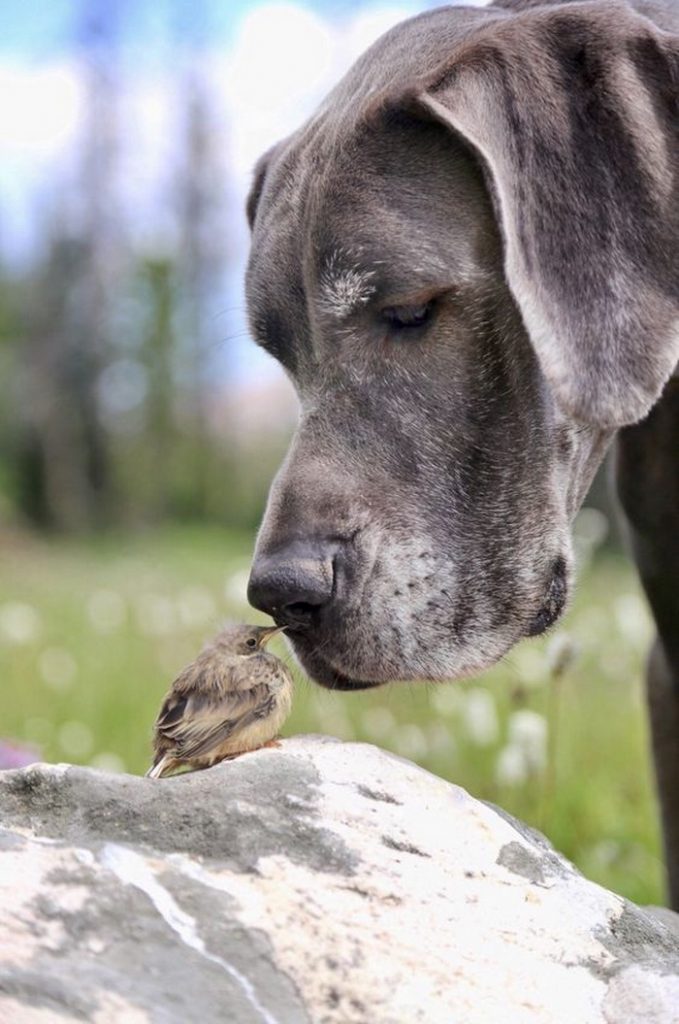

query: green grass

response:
[0,524,663,905]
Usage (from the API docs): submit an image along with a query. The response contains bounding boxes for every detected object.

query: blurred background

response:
[0,0,663,904]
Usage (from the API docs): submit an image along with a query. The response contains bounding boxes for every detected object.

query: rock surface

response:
[0,735,678,1024]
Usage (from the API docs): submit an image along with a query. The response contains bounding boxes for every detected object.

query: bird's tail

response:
[145,755,174,779]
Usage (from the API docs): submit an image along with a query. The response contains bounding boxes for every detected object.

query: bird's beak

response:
[259,625,287,647]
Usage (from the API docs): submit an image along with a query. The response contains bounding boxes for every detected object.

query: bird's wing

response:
[156,694,189,730]
[157,683,276,760]
[152,653,224,734]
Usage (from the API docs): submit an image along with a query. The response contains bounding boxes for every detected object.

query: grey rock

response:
[0,735,677,1024]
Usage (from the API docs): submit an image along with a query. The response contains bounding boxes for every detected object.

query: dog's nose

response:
[247,542,336,627]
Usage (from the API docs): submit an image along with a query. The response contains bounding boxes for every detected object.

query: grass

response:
[0,523,663,906]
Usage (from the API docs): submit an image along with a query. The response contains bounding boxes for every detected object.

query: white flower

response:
[90,752,126,774]
[315,703,352,740]
[495,744,528,787]
[39,647,77,691]
[508,710,548,772]
[573,506,609,568]
[58,721,94,759]
[461,688,499,747]
[574,506,609,548]
[589,839,622,868]
[394,724,427,761]
[430,685,462,716]
[224,569,251,607]
[512,645,548,687]
[545,633,578,679]
[360,707,396,740]
[572,606,610,645]
[135,593,176,636]
[0,602,40,645]
[426,721,456,758]
[87,589,126,633]
[614,593,653,649]
[176,586,216,629]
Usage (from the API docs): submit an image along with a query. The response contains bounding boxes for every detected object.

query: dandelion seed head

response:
[87,589,127,633]
[461,689,498,747]
[58,721,94,759]
[39,647,77,691]
[495,744,529,787]
[0,602,41,645]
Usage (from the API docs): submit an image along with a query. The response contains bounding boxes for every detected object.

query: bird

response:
[146,623,292,779]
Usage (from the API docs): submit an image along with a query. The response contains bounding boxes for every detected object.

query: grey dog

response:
[245,0,679,906]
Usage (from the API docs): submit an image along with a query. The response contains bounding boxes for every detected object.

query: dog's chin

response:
[287,631,383,690]
[287,555,571,689]
[287,628,515,691]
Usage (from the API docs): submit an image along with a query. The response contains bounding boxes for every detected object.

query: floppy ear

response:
[414,2,679,428]
[246,152,271,230]
[246,144,280,230]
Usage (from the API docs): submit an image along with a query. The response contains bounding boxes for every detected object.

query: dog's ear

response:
[246,145,278,230]
[413,3,679,428]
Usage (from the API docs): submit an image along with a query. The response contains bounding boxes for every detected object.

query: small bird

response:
[146,624,292,779]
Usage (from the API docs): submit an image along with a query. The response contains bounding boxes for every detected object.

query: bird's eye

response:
[246,637,257,648]
[382,301,434,332]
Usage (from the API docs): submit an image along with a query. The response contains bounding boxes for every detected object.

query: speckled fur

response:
[244,0,678,703]
[147,626,293,778]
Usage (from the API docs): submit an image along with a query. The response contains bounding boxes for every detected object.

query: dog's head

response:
[245,1,679,689]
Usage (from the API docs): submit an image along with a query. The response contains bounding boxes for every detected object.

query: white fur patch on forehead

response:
[318,249,376,319]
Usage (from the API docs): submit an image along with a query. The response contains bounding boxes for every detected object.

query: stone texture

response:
[0,735,677,1024]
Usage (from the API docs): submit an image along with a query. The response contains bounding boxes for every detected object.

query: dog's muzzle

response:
[525,556,568,637]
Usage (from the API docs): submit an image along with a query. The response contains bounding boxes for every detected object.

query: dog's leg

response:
[616,380,679,909]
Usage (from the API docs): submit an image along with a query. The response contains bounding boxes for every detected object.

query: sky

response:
[0,0,256,58]
[0,0,375,58]
[0,1,474,382]
[0,1,424,253]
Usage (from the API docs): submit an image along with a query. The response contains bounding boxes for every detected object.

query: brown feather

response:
[147,625,293,778]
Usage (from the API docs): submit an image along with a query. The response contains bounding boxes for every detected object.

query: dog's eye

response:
[382,301,433,331]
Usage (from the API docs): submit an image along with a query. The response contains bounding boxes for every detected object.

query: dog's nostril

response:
[285,601,316,619]
[248,543,338,622]
[276,600,319,631]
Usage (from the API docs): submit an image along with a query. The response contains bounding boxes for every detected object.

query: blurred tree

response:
[139,257,177,521]
[19,232,109,530]
[0,269,34,520]
[8,1,126,531]
[0,0,313,536]
[66,0,125,527]
[173,1,232,520]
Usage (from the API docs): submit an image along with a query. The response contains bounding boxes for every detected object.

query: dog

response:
[244,0,679,906]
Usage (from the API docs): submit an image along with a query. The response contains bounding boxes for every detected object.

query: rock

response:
[0,735,677,1024]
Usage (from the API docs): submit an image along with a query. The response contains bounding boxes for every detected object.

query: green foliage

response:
[0,42,246,534]
[0,245,285,532]
[0,527,662,905]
